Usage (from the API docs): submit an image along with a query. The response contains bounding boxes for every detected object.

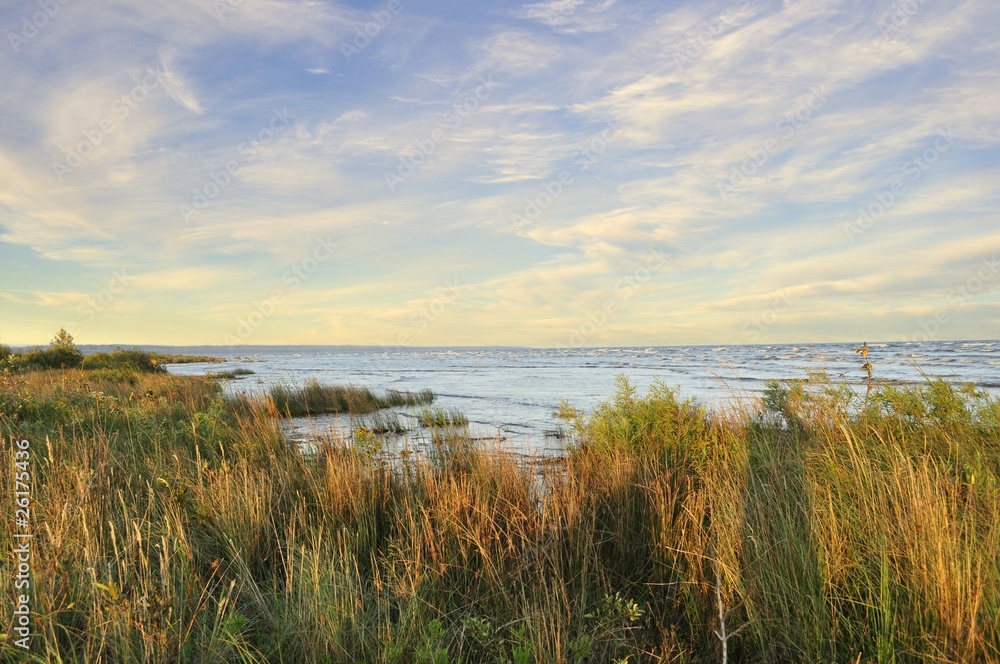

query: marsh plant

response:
[419,408,469,428]
[268,379,434,416]
[1,356,998,661]
[206,368,255,380]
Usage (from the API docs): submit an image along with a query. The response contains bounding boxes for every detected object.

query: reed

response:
[206,368,256,380]
[267,379,434,416]
[419,408,469,428]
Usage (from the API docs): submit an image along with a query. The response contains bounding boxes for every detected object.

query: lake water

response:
[157,340,1000,455]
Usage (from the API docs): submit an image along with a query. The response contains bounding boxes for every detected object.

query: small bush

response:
[581,375,707,465]
[82,347,165,373]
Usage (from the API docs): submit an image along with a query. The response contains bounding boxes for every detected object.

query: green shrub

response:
[47,327,84,368]
[581,375,708,464]
[4,328,84,371]
[82,347,165,373]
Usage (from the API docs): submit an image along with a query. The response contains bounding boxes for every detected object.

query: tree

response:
[46,327,84,368]
[51,328,76,349]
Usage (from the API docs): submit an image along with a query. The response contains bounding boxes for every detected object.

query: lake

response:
[156,340,1000,454]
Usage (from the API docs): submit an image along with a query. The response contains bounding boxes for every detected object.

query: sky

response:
[1,0,998,348]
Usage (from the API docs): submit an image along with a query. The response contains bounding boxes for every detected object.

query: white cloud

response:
[511,0,620,33]
[157,51,204,114]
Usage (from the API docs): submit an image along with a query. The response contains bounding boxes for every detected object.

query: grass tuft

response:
[419,407,469,428]
[267,379,434,416]
[207,367,256,380]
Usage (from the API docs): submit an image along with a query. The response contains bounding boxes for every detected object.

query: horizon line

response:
[6,338,998,351]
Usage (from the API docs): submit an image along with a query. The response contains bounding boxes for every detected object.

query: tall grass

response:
[419,408,469,428]
[1,369,998,662]
[207,368,256,380]
[268,379,434,416]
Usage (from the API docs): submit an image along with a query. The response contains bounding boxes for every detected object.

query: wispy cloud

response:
[157,51,204,114]
[511,0,621,34]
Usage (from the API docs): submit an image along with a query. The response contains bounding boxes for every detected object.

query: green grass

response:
[207,368,256,380]
[82,348,167,373]
[1,368,998,662]
[150,352,227,365]
[268,378,434,416]
[419,407,469,428]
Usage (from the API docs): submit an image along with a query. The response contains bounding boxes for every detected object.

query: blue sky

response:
[1,0,998,347]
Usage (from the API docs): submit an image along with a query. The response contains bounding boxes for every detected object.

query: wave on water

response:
[165,340,1000,454]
